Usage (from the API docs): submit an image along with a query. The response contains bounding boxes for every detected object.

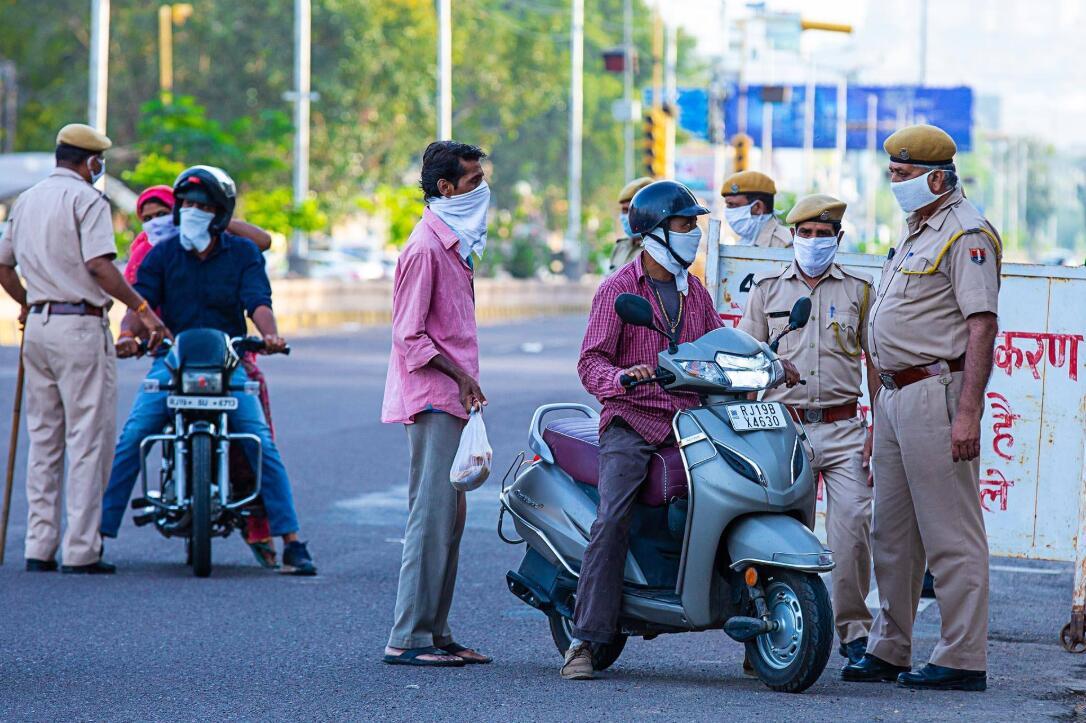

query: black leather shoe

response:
[25,558,58,572]
[838,636,868,666]
[61,560,116,575]
[898,663,986,691]
[842,654,910,682]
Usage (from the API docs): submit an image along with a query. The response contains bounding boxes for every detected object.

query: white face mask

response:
[620,212,634,238]
[793,234,840,278]
[87,156,106,184]
[179,207,215,253]
[142,215,177,246]
[890,170,948,212]
[724,202,772,243]
[642,225,702,295]
[427,180,491,259]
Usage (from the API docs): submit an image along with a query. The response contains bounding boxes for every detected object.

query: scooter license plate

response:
[166,396,238,411]
[725,402,787,432]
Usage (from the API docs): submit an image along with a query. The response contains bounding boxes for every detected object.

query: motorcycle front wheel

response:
[190,434,213,578]
[547,612,627,671]
[744,569,832,693]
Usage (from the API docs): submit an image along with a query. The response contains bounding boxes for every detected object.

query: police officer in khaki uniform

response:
[720,170,793,248]
[609,176,654,272]
[0,124,167,574]
[842,125,1000,691]
[739,194,878,668]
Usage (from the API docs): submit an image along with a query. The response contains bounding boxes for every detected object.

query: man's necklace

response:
[649,280,683,335]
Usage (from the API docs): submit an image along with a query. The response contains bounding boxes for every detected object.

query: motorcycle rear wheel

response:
[190,434,213,578]
[744,569,832,693]
[547,612,626,671]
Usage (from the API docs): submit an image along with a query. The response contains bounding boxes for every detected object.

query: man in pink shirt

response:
[381,141,490,668]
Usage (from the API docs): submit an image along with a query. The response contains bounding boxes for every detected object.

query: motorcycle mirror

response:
[789,297,812,330]
[615,293,655,328]
[615,292,678,353]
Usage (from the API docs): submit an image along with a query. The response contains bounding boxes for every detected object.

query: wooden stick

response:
[0,325,26,565]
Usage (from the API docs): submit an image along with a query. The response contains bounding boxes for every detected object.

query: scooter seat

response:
[542,417,688,507]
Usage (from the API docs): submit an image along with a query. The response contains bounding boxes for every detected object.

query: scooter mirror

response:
[789,297,812,330]
[615,293,656,329]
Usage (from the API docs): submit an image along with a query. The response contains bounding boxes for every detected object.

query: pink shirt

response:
[125,233,152,285]
[381,208,480,424]
[578,256,723,445]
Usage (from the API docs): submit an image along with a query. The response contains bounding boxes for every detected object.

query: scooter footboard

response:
[726,514,834,572]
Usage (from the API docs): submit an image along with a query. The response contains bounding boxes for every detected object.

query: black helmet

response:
[627,180,708,236]
[172,165,237,235]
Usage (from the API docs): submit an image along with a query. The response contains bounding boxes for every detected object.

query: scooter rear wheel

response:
[744,569,832,693]
[547,612,627,671]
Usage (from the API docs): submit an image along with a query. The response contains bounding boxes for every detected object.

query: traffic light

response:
[642,107,673,178]
[731,132,753,173]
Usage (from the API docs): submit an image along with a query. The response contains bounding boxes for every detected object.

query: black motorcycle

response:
[130,329,288,577]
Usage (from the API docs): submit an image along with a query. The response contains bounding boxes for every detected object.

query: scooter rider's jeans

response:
[100,356,301,538]
[572,417,661,644]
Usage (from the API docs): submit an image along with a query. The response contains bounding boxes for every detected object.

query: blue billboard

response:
[660,85,973,152]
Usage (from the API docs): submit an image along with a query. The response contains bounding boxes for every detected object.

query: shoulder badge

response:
[969,247,986,265]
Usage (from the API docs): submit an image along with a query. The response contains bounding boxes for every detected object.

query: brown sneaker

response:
[561,642,596,680]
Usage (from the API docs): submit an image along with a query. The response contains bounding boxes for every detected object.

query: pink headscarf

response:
[126,185,177,284]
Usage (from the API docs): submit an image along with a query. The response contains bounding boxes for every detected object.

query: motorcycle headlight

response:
[676,359,728,385]
[714,351,773,390]
[181,371,223,394]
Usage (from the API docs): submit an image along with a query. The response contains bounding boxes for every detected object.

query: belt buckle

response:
[803,408,823,424]
[879,372,898,390]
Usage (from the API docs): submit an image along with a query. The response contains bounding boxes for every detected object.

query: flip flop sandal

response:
[246,539,279,569]
[383,647,466,667]
[440,643,492,664]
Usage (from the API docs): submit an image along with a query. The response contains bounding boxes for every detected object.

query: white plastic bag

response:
[450,411,493,491]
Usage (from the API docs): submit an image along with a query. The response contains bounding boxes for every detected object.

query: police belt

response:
[787,402,857,425]
[878,357,965,391]
[29,302,104,317]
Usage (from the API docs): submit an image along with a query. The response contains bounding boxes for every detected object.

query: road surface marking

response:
[990,564,1063,575]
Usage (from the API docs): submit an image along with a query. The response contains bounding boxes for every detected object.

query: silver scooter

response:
[498,293,835,692]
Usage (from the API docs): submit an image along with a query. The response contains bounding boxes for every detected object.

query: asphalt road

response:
[0,316,1084,722]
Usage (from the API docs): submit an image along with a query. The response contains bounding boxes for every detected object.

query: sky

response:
[666,0,1086,150]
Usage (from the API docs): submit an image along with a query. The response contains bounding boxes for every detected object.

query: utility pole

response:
[565,0,584,279]
[288,0,312,274]
[663,20,677,178]
[88,0,110,134]
[0,62,16,154]
[437,0,452,139]
[918,0,928,85]
[622,0,633,181]
[158,4,192,103]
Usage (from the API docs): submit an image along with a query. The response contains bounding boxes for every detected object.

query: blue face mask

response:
[620,213,634,238]
[179,207,215,253]
[142,214,177,246]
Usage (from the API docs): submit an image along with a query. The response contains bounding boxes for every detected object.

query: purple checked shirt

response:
[578,256,724,445]
[382,208,479,424]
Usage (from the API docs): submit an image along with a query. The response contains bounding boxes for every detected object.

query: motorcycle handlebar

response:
[232,336,291,356]
[619,369,676,389]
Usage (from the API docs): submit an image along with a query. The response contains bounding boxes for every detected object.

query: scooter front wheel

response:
[547,612,627,671]
[744,569,832,693]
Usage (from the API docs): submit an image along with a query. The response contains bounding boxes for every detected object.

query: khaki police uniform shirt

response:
[739,260,874,408]
[867,188,1001,372]
[0,168,117,308]
[754,216,794,248]
[609,236,642,273]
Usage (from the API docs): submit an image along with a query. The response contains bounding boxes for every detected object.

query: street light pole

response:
[289,0,312,275]
[622,0,633,181]
[88,0,110,133]
[437,0,452,139]
[158,6,173,102]
[565,0,584,279]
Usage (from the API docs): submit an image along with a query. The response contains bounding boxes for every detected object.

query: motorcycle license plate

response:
[166,396,238,411]
[725,402,787,432]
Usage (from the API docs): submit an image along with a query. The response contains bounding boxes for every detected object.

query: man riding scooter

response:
[561,180,800,680]
[101,165,316,575]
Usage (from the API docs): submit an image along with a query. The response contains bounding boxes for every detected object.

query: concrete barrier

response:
[0,277,600,345]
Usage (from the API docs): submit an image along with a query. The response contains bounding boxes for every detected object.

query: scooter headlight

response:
[714,351,774,391]
[181,371,223,394]
[675,359,728,385]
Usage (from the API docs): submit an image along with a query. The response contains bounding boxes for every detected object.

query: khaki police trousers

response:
[22,313,117,566]
[868,371,989,672]
[806,416,873,645]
